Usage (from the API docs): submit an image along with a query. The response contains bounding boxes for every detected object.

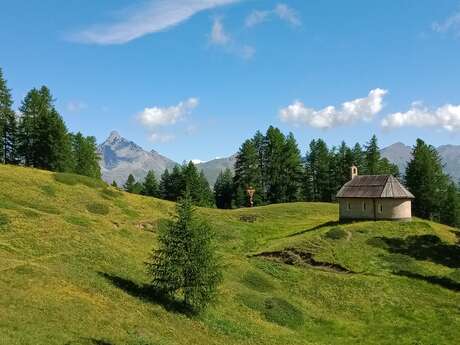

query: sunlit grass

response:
[0,164,459,345]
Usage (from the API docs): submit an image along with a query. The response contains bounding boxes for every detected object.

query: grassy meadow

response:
[0,165,459,345]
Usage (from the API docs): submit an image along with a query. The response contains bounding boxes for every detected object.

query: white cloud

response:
[69,0,240,45]
[433,11,460,36]
[191,159,205,164]
[138,98,199,127]
[66,101,87,112]
[245,3,301,28]
[381,102,460,132]
[209,18,255,59]
[279,89,387,129]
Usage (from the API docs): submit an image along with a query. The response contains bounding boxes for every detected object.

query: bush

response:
[86,202,110,215]
[263,297,304,329]
[325,227,347,240]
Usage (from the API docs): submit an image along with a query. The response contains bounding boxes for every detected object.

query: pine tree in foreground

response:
[146,194,222,312]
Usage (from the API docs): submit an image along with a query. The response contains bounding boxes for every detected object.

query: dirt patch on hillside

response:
[254,248,353,274]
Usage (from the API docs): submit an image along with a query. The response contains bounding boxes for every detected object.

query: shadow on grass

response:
[286,221,340,238]
[98,272,192,315]
[395,270,460,292]
[368,234,460,268]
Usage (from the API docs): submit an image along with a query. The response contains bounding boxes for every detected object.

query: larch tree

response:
[405,139,448,220]
[70,132,101,178]
[146,194,222,312]
[214,168,234,209]
[282,132,303,202]
[142,170,159,197]
[18,86,72,171]
[0,68,18,165]
[364,135,380,175]
[233,139,263,207]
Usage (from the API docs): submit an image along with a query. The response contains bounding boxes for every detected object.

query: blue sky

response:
[1,0,460,162]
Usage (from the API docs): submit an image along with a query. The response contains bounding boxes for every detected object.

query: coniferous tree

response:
[146,194,222,312]
[364,135,380,175]
[233,139,263,207]
[0,68,18,164]
[159,169,174,200]
[142,170,159,197]
[214,169,234,209]
[305,139,331,202]
[440,182,460,228]
[252,130,267,200]
[182,162,202,202]
[282,133,303,202]
[111,181,118,188]
[124,174,137,193]
[170,165,186,200]
[198,170,214,207]
[329,142,354,196]
[264,126,286,204]
[18,86,72,171]
[405,139,448,220]
[378,157,400,177]
[352,143,365,172]
[70,132,101,178]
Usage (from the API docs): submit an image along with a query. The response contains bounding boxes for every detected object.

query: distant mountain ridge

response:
[381,142,460,182]
[98,131,237,186]
[98,131,177,186]
[98,131,460,186]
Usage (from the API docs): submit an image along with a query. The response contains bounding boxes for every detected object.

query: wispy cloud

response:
[66,101,87,112]
[209,18,255,59]
[210,17,230,45]
[245,3,301,28]
[432,10,460,37]
[69,0,240,45]
[279,89,387,129]
[148,132,176,143]
[381,102,460,132]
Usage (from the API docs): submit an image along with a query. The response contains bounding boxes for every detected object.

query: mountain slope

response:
[381,142,460,181]
[380,142,412,174]
[98,131,177,185]
[1,165,459,345]
[196,155,237,185]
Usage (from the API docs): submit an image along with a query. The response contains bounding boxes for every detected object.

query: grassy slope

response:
[0,165,459,345]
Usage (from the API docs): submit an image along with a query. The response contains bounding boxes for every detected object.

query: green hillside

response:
[0,165,459,345]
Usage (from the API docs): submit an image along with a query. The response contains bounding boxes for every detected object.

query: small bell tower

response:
[351,165,358,180]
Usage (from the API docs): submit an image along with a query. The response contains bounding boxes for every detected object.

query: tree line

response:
[120,161,214,208]
[215,127,459,227]
[118,125,459,228]
[0,68,100,178]
[214,126,399,208]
